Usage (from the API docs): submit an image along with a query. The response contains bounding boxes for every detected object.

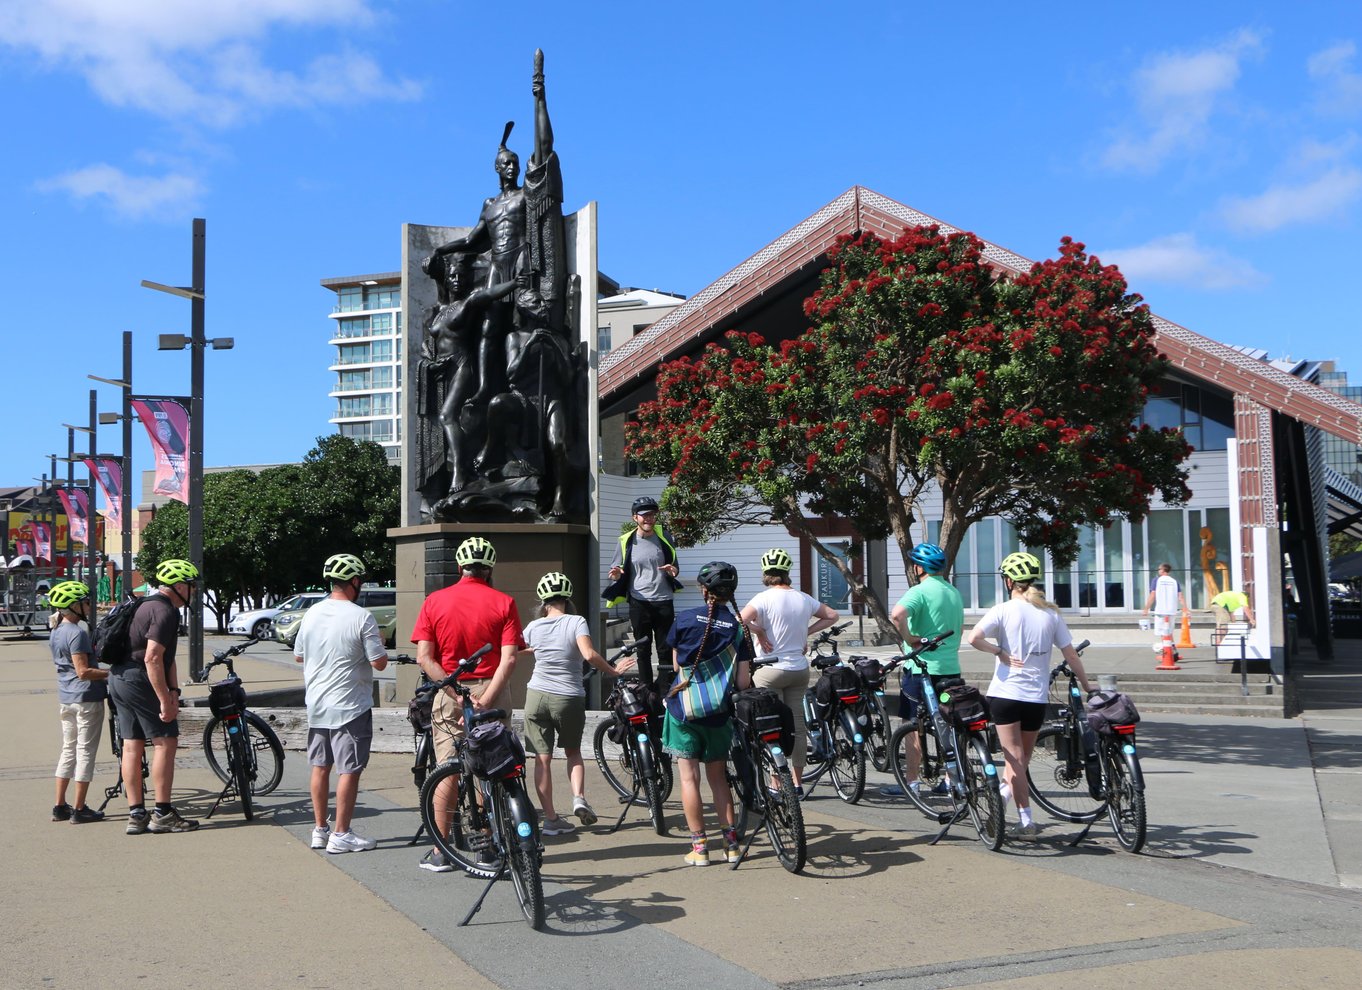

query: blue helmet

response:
[910,542,947,574]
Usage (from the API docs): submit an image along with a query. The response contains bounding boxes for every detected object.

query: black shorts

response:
[108,669,179,741]
[987,697,1047,732]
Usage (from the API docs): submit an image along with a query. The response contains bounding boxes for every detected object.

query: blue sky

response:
[3,1,1360,510]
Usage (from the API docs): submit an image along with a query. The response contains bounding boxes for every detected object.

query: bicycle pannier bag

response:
[1086,690,1141,734]
[208,676,246,719]
[407,692,433,733]
[854,656,887,690]
[733,687,795,753]
[464,721,526,780]
[938,683,988,728]
[92,596,146,667]
[813,665,861,707]
[615,683,649,721]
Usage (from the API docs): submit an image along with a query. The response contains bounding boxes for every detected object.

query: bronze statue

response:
[414,50,587,524]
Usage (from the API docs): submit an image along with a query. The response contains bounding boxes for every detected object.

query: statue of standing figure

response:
[415,50,586,524]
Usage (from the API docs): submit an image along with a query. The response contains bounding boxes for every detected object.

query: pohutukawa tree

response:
[626,225,1191,637]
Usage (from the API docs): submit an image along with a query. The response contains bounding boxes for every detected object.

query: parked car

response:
[358,585,397,648]
[228,592,325,640]
[267,593,328,647]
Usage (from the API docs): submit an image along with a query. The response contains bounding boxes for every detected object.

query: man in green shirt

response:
[885,542,964,797]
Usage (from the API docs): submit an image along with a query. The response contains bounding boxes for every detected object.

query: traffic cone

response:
[1156,644,1182,670]
[1176,612,1196,649]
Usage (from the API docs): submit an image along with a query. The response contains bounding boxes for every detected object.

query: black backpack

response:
[92,596,146,667]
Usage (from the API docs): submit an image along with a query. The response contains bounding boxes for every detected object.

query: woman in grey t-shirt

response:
[521,573,635,835]
[47,581,108,823]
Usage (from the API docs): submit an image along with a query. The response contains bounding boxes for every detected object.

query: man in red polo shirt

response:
[412,536,525,872]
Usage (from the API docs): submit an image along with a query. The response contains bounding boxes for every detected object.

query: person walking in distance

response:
[520,572,635,836]
[604,495,684,694]
[294,554,389,854]
[47,581,108,824]
[739,548,838,791]
[1142,563,1188,669]
[412,537,526,873]
[109,559,200,834]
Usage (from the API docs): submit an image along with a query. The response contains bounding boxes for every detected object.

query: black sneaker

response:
[418,849,455,873]
[52,803,72,822]
[148,808,200,833]
[70,806,105,824]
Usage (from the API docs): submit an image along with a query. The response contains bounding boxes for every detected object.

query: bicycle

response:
[1026,641,1148,853]
[799,622,872,804]
[592,640,674,835]
[887,632,1005,850]
[856,653,896,773]
[95,696,148,814]
[196,638,286,821]
[417,644,546,930]
[727,658,806,873]
[389,653,439,844]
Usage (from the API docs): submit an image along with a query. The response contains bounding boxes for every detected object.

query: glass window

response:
[598,326,613,354]
[337,287,362,312]
[1148,510,1186,592]
[1130,521,1148,602]
[337,343,370,365]
[370,312,392,333]
[1077,526,1097,608]
[370,340,392,362]
[976,520,998,608]
[1103,523,1125,608]
[372,394,393,416]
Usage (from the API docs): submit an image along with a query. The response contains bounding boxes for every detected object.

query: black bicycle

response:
[887,632,1005,851]
[95,696,148,813]
[727,659,806,873]
[417,644,546,930]
[196,638,286,820]
[592,640,673,835]
[800,623,872,804]
[1026,643,1147,853]
[389,653,440,844]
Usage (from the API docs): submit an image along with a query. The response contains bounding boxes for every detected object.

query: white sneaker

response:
[541,815,576,836]
[326,829,378,854]
[572,795,597,826]
[310,825,331,849]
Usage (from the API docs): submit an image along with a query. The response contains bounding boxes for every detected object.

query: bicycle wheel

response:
[760,752,806,873]
[634,740,667,836]
[203,712,285,795]
[1026,726,1103,823]
[868,693,892,773]
[827,721,866,804]
[420,762,499,877]
[1105,743,1147,853]
[593,718,641,802]
[498,783,546,930]
[726,760,750,838]
[232,733,254,820]
[962,733,1004,851]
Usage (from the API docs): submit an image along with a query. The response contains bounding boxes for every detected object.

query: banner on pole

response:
[55,488,90,545]
[83,457,124,529]
[131,399,190,504]
[27,521,54,561]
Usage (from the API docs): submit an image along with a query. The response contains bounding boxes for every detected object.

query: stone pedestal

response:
[389,522,593,710]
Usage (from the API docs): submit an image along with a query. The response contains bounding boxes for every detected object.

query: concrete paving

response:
[2,628,1359,990]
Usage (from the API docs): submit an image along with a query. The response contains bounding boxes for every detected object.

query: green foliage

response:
[626,226,1192,631]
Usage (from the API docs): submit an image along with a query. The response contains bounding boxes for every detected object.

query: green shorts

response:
[662,711,732,762]
[522,688,586,755]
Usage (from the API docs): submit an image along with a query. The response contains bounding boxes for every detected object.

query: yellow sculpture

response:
[1199,526,1229,608]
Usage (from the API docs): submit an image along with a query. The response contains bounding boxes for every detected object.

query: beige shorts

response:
[432,679,511,764]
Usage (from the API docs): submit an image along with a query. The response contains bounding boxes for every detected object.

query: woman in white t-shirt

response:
[739,548,840,790]
[966,552,1091,841]
[521,572,634,836]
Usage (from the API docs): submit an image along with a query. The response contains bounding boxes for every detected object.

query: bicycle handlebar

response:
[425,643,495,694]
[199,639,257,681]
[1049,639,1092,684]
[898,631,955,673]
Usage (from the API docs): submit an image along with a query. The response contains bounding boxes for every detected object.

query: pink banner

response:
[55,488,90,545]
[28,522,53,561]
[14,539,33,558]
[131,399,190,504]
[83,457,123,529]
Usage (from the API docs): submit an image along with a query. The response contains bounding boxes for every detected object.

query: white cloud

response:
[1220,167,1362,232]
[0,0,421,126]
[1103,233,1267,291]
[1307,40,1362,117]
[36,163,204,220]
[1101,29,1265,173]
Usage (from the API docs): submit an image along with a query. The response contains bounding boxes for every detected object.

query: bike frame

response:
[198,644,257,820]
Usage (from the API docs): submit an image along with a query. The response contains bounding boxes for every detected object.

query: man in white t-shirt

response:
[294,553,389,854]
[1142,563,1188,668]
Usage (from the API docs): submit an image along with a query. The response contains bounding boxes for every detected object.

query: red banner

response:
[55,488,90,544]
[83,456,123,529]
[27,521,53,561]
[14,539,33,558]
[131,399,190,504]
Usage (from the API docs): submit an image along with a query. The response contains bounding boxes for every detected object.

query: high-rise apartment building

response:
[320,272,402,463]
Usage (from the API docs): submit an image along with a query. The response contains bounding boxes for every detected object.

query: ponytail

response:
[1015,580,1059,613]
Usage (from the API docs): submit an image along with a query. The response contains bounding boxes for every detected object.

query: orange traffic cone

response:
[1176,612,1196,649]
[1156,644,1182,670]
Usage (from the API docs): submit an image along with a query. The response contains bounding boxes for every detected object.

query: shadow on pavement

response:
[1136,720,1355,769]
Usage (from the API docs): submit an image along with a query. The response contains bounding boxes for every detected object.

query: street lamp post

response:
[143,220,232,679]
[91,330,135,600]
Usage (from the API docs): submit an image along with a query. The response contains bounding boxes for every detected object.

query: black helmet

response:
[696,560,738,597]
[631,495,660,515]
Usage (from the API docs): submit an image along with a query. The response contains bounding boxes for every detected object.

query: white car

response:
[228,593,325,640]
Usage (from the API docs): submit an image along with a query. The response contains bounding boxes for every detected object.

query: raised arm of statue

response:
[532,48,553,165]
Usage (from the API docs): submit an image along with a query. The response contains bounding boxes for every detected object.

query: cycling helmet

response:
[155,558,200,586]
[909,542,947,574]
[631,495,660,515]
[1000,551,1042,583]
[696,560,739,597]
[322,553,366,582]
[455,536,497,568]
[536,571,574,601]
[48,580,91,611]
[760,548,793,573]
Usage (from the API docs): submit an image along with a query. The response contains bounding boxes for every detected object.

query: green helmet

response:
[760,548,793,573]
[155,558,200,586]
[322,553,366,582]
[1000,551,1042,583]
[455,537,497,569]
[535,571,574,601]
[48,580,91,611]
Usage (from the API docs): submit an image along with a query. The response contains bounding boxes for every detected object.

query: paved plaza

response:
[2,631,1360,989]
